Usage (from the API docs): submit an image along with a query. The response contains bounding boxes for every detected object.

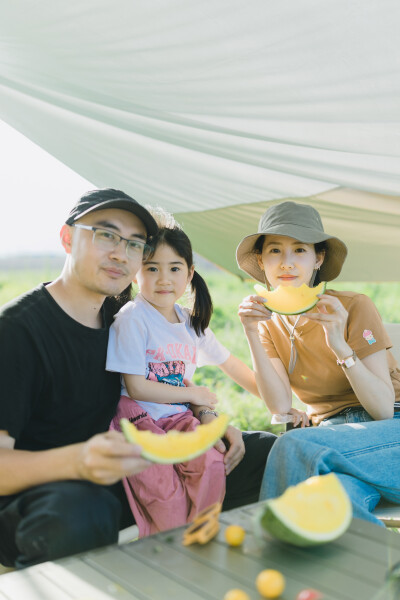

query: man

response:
[0,189,275,569]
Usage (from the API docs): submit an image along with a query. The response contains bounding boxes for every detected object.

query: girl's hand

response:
[238,295,272,334]
[306,294,349,356]
[188,385,218,408]
[287,407,310,428]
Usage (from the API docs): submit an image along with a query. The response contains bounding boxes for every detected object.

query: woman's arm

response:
[123,374,218,408]
[307,294,394,420]
[238,295,293,414]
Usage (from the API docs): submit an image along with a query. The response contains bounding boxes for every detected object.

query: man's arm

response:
[0,430,150,496]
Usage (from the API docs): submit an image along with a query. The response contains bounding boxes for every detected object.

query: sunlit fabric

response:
[1,0,399,279]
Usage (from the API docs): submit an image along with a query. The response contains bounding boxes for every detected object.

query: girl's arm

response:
[123,374,218,409]
[238,295,293,414]
[307,294,394,420]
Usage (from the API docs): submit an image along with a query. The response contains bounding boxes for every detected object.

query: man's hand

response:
[75,430,151,485]
[218,425,246,475]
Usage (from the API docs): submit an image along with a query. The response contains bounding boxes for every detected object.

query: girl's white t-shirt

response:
[106,294,230,420]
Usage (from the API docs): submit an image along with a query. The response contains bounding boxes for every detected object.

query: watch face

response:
[344,356,356,368]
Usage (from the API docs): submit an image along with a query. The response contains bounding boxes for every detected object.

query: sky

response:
[0,119,94,257]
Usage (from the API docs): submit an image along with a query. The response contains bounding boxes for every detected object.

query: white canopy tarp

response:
[1,0,400,280]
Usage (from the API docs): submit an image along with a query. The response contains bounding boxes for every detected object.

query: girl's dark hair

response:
[146,226,213,336]
[252,236,328,287]
[104,284,133,325]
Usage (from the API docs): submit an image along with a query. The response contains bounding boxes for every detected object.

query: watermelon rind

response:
[120,414,229,465]
[253,488,352,547]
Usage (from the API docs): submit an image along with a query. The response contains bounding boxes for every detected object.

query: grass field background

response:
[1,266,399,432]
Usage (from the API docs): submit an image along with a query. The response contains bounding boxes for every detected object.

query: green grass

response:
[1,268,400,431]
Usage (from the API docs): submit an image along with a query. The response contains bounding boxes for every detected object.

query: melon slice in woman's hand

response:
[254,473,352,547]
[120,413,229,464]
[254,281,326,315]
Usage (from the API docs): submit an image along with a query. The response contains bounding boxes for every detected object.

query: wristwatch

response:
[198,409,219,419]
[336,350,357,369]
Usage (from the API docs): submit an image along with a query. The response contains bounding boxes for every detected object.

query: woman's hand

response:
[306,294,349,357]
[287,407,310,428]
[238,295,272,334]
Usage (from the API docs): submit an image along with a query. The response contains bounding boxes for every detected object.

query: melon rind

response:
[254,281,326,315]
[253,474,352,547]
[120,413,229,464]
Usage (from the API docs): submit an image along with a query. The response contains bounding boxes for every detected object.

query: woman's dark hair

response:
[313,241,328,286]
[252,236,328,287]
[146,226,213,336]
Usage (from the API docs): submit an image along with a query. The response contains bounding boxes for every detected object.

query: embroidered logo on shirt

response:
[363,329,376,345]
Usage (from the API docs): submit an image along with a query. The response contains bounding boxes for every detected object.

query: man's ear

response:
[60,225,73,254]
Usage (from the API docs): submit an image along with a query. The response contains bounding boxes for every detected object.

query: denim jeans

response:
[320,407,374,426]
[260,413,400,527]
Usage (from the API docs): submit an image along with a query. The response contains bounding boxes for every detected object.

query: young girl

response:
[106,210,259,537]
[236,200,400,524]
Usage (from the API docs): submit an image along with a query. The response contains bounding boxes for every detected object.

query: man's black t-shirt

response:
[0,284,121,451]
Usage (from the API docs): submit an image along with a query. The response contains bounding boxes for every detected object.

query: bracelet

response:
[198,409,219,419]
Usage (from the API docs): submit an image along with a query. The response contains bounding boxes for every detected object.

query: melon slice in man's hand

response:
[120,413,229,464]
[254,281,326,315]
[254,473,352,547]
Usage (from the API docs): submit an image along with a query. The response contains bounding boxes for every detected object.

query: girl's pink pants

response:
[110,395,226,537]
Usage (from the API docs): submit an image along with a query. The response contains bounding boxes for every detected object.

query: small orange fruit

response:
[223,589,250,600]
[224,525,246,547]
[255,569,285,598]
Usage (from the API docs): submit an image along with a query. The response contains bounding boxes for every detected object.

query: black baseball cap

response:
[65,188,158,237]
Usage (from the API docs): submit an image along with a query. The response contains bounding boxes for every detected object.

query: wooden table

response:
[1,502,400,600]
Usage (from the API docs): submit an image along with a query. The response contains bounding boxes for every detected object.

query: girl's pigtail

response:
[190,270,213,336]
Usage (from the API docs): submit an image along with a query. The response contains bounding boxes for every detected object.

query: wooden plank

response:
[0,559,144,600]
[0,503,397,600]
[217,507,396,598]
[122,531,343,600]
[83,545,214,600]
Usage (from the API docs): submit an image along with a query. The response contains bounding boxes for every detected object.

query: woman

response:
[236,200,400,525]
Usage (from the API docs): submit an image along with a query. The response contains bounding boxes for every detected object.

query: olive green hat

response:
[236,201,348,283]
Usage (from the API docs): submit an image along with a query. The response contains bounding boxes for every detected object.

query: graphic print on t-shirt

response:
[147,360,186,387]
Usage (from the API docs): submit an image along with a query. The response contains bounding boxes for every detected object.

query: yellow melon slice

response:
[120,413,229,464]
[254,281,326,315]
[254,473,352,547]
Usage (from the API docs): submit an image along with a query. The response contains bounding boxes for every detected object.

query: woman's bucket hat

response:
[236,201,348,283]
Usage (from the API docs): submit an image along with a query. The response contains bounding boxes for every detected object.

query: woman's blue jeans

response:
[260,413,400,527]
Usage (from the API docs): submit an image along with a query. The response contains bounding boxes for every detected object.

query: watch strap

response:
[336,350,357,368]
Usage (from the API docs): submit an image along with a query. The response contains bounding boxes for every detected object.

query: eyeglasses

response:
[73,224,153,260]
